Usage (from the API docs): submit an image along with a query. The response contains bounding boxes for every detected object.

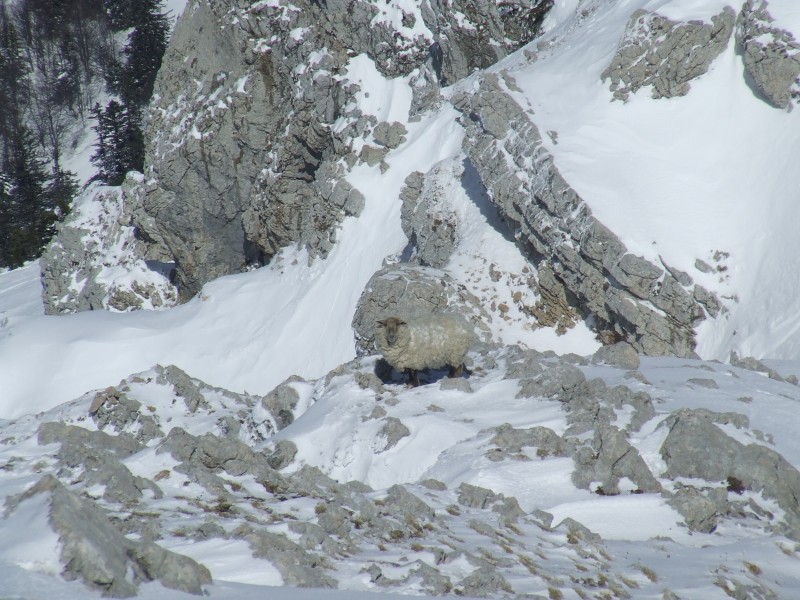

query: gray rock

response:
[129,0,552,302]
[737,0,800,110]
[517,362,587,401]
[440,377,473,392]
[457,565,513,597]
[236,526,336,588]
[351,263,490,357]
[457,483,499,509]
[488,423,574,460]
[602,7,736,100]
[400,160,461,268]
[262,376,304,430]
[155,365,209,412]
[410,562,454,595]
[8,475,210,597]
[572,425,661,495]
[37,423,164,504]
[373,121,407,149]
[40,178,177,314]
[266,439,298,470]
[90,386,164,443]
[458,74,714,356]
[660,408,800,529]
[556,517,601,544]
[383,485,436,521]
[665,484,728,533]
[730,351,785,381]
[592,342,640,370]
[380,417,411,451]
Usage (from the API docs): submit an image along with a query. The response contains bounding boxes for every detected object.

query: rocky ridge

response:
[3,345,800,597]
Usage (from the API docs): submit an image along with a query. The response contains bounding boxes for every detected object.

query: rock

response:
[592,342,640,370]
[382,485,436,521]
[351,263,490,356]
[602,7,736,100]
[660,408,800,530]
[665,484,728,533]
[236,526,336,588]
[400,159,462,268]
[262,377,304,430]
[7,475,210,597]
[155,364,209,412]
[379,417,411,451]
[129,0,552,301]
[457,565,513,597]
[730,351,785,381]
[440,377,473,392]
[517,362,587,401]
[737,0,800,110]
[373,121,407,148]
[40,178,177,314]
[458,74,713,356]
[457,483,499,509]
[488,423,574,460]
[38,423,163,504]
[265,440,298,470]
[572,424,661,495]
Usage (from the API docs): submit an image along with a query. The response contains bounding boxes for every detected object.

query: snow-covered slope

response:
[3,0,800,598]
[508,0,800,360]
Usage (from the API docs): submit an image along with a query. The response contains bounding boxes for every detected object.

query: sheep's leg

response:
[448,364,463,378]
[406,369,421,387]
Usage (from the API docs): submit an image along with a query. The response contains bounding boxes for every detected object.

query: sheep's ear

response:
[376,320,386,327]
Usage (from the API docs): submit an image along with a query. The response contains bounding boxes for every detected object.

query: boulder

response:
[602,7,735,100]
[737,0,800,110]
[351,263,490,356]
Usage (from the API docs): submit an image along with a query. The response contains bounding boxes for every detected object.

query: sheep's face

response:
[377,317,407,346]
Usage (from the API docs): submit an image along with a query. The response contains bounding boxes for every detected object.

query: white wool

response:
[375,313,475,372]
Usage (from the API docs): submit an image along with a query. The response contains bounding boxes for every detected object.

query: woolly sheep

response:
[375,314,475,386]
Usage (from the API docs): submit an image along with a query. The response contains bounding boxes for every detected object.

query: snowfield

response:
[2,0,800,598]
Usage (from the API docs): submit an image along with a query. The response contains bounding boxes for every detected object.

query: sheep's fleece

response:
[375,314,475,372]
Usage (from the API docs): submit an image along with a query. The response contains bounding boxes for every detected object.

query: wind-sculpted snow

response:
[3,348,800,598]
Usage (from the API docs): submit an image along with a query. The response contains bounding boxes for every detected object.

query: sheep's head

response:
[376,317,407,346]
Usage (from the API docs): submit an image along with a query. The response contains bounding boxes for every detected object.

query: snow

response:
[503,0,800,360]
[4,0,800,597]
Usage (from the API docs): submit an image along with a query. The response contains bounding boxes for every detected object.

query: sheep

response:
[375,313,475,386]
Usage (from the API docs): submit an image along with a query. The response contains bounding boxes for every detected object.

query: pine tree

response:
[90,100,143,185]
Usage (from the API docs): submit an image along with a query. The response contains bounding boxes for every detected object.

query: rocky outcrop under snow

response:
[602,7,736,100]
[456,73,720,357]
[737,0,800,109]
[40,176,176,314]
[3,346,800,597]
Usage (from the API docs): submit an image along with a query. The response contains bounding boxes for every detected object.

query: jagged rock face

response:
[737,0,800,109]
[40,177,177,314]
[138,0,551,301]
[457,74,716,357]
[602,7,735,101]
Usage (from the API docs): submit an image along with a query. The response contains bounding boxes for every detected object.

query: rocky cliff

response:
[41,0,800,356]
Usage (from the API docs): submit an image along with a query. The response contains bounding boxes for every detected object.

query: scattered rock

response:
[7,475,210,597]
